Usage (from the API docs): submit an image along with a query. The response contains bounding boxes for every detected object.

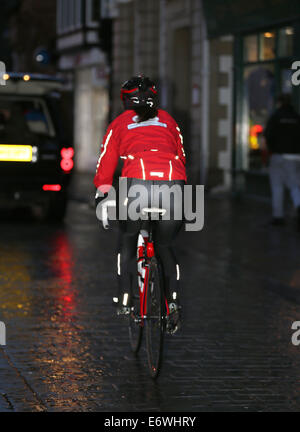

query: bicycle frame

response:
[137,228,169,321]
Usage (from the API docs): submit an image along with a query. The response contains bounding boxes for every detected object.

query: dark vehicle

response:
[0,73,74,221]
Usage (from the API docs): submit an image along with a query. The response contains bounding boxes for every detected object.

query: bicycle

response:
[102,201,169,379]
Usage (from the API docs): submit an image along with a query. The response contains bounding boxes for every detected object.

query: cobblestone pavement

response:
[1,177,300,412]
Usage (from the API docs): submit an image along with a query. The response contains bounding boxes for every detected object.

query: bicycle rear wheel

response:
[146,257,165,379]
[128,274,143,354]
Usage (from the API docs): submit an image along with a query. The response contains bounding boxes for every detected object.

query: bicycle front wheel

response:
[146,257,165,379]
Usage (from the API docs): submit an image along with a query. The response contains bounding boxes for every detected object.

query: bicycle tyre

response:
[145,257,165,379]
[128,282,143,355]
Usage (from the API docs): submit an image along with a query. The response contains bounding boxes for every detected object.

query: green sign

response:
[203,0,300,38]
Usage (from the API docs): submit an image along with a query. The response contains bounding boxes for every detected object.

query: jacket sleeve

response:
[94,121,120,193]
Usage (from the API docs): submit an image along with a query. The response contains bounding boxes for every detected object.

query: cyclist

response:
[94,75,187,334]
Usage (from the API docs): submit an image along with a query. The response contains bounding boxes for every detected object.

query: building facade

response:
[112,0,203,185]
[205,0,300,196]
[111,0,300,195]
[56,0,112,172]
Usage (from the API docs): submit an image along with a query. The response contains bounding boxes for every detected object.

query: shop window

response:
[244,64,275,170]
[281,69,293,94]
[259,31,276,61]
[278,26,294,57]
[244,34,258,62]
[237,25,296,175]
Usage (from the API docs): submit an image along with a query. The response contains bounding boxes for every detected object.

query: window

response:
[244,35,258,62]
[278,26,294,57]
[259,31,276,61]
[238,25,296,173]
[101,0,119,18]
[57,0,83,34]
[0,96,55,139]
[86,0,100,27]
[75,0,83,28]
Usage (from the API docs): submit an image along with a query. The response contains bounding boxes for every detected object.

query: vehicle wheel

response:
[146,257,165,379]
[45,191,68,222]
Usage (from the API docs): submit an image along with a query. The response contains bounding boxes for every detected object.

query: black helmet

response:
[120,75,158,110]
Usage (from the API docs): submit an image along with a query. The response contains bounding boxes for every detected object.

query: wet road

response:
[1,182,300,411]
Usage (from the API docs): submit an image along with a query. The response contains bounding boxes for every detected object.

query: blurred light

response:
[113,297,119,303]
[36,54,44,63]
[34,49,50,65]
[23,74,31,82]
[60,159,74,172]
[286,27,294,36]
[3,73,10,81]
[250,124,263,150]
[61,147,74,172]
[43,184,62,191]
[61,147,74,159]
[251,124,263,135]
[264,32,274,38]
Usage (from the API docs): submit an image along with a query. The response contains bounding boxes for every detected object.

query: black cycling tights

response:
[117,178,185,304]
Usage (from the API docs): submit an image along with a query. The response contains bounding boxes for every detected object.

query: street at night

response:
[1,0,300,417]
[1,175,300,412]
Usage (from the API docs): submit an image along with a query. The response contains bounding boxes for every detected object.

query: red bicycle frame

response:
[137,232,169,320]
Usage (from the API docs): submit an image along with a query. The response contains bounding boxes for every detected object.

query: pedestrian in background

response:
[264,93,300,230]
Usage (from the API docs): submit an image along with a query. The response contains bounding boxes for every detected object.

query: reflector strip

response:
[117,253,121,276]
[123,293,129,306]
[97,129,113,170]
[140,158,146,180]
[150,171,164,178]
[169,160,173,181]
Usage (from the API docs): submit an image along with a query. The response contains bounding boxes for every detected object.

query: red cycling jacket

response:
[94,109,187,192]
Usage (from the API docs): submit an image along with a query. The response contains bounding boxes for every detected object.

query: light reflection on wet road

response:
[1,194,300,411]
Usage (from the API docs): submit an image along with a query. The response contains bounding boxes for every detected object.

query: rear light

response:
[61,147,74,173]
[43,184,62,192]
[61,148,74,159]
[60,158,74,172]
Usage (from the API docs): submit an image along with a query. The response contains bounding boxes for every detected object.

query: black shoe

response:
[166,302,182,335]
[117,305,131,316]
[116,293,131,316]
[270,217,285,226]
